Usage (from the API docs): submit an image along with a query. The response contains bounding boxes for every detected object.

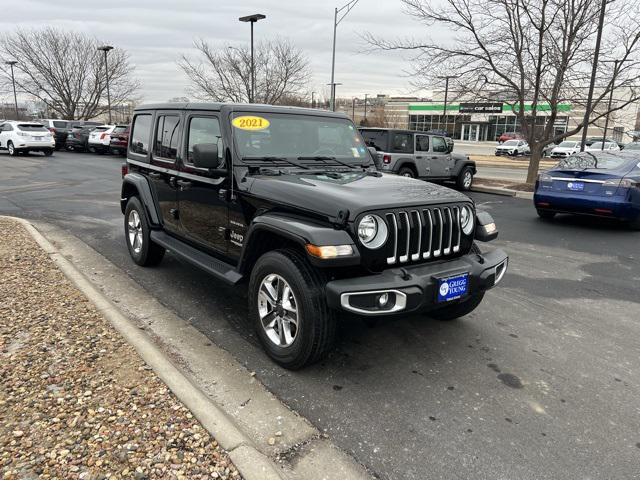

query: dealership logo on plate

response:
[439,282,450,297]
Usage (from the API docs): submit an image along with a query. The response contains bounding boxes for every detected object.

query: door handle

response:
[416,156,423,159]
[431,156,438,160]
[148,172,161,179]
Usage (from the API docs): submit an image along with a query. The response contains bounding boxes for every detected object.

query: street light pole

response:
[329,0,359,111]
[311,91,316,108]
[364,94,368,122]
[5,60,19,120]
[601,59,621,150]
[580,0,607,152]
[97,46,114,124]
[239,14,266,104]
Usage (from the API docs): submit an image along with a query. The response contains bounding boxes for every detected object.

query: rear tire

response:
[43,149,53,157]
[124,196,165,267]
[249,249,336,369]
[456,167,474,190]
[537,209,556,220]
[398,166,416,178]
[429,292,485,321]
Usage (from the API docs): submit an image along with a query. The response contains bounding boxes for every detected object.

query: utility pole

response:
[97,46,114,123]
[239,14,266,103]
[5,60,19,120]
[352,97,356,120]
[601,59,621,149]
[311,91,316,108]
[580,0,607,152]
[329,0,359,111]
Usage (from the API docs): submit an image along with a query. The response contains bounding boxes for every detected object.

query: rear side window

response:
[154,115,180,160]
[392,133,413,153]
[416,135,430,152]
[360,130,388,151]
[432,136,448,153]
[187,116,223,164]
[130,114,152,156]
[1,124,13,131]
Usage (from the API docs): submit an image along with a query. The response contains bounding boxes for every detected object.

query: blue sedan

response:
[533,151,640,229]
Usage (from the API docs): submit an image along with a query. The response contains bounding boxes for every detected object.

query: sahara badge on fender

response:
[232,115,270,130]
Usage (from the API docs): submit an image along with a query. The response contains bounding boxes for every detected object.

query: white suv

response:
[0,121,56,156]
[88,125,116,153]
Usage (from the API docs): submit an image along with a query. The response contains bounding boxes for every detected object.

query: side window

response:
[187,116,223,164]
[432,136,448,153]
[415,135,430,152]
[130,114,152,156]
[154,115,180,160]
[392,133,413,153]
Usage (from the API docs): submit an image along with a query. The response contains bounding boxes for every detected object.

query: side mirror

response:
[192,143,222,169]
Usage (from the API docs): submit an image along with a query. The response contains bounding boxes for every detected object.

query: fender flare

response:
[120,173,161,226]
[451,159,477,176]
[237,212,359,273]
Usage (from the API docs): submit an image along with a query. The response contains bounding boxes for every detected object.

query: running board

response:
[150,231,243,285]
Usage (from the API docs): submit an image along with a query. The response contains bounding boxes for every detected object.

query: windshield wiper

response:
[297,155,363,169]
[242,156,309,170]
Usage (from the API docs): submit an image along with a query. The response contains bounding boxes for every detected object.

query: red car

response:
[109,125,130,156]
[497,132,523,143]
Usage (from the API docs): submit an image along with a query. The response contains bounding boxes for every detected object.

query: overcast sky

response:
[3,0,442,103]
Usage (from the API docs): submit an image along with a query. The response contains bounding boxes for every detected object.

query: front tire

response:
[456,167,474,190]
[43,149,54,157]
[249,249,336,369]
[124,197,165,267]
[7,141,16,156]
[429,292,485,321]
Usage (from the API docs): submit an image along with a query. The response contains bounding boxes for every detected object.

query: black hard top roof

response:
[358,127,436,135]
[134,102,349,119]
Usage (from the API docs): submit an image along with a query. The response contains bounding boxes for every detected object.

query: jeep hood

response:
[245,171,470,221]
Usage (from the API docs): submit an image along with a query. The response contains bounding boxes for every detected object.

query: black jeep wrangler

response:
[120,103,508,369]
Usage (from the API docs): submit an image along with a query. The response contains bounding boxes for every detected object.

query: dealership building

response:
[382,99,635,142]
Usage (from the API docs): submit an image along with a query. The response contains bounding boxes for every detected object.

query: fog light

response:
[377,293,389,308]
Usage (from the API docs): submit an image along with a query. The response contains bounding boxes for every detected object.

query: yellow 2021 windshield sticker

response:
[232,116,270,130]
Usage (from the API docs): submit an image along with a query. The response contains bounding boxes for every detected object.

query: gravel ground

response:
[0,218,241,480]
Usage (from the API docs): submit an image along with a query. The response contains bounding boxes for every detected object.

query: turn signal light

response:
[306,244,353,259]
[121,163,128,178]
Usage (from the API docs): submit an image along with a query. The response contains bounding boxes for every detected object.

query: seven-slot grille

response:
[384,206,466,265]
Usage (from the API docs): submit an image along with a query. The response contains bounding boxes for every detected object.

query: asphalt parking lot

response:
[2,150,639,480]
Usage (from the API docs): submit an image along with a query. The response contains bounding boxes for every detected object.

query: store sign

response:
[459,103,503,113]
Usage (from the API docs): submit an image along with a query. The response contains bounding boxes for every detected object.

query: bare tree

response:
[179,38,311,105]
[365,0,640,183]
[0,28,139,120]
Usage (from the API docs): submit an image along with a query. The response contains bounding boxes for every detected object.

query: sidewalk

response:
[0,218,240,480]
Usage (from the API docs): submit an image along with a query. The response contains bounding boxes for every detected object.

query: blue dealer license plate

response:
[437,273,469,303]
[566,181,585,191]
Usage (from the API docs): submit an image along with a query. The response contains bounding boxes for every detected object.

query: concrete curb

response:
[471,184,534,200]
[8,216,285,480]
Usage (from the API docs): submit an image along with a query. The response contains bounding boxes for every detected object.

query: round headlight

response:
[460,206,475,235]
[357,214,388,249]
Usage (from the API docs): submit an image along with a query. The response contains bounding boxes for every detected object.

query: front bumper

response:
[325,248,508,315]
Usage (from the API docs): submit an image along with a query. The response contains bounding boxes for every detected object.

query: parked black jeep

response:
[120,103,508,369]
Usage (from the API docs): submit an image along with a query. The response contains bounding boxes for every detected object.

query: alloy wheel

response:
[127,210,143,254]
[258,274,299,347]
[463,171,473,188]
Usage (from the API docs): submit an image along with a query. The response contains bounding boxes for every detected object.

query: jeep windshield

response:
[232,113,369,168]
